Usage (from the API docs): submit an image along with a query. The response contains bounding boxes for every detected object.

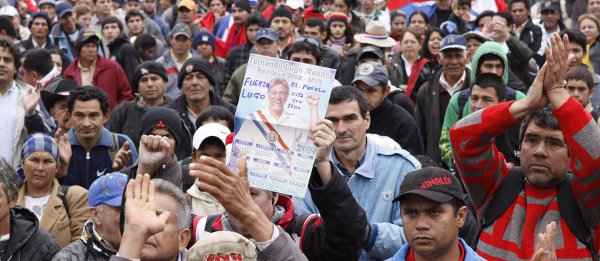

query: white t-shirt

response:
[25,195,50,221]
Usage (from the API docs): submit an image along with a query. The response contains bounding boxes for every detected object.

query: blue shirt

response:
[386,238,485,261]
[294,134,420,260]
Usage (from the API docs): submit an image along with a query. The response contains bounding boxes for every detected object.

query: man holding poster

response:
[229,54,336,198]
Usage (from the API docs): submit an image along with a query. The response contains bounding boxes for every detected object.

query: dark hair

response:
[477,53,505,74]
[23,48,53,76]
[325,17,353,44]
[125,10,145,23]
[0,36,19,69]
[494,12,513,26]
[520,107,560,144]
[509,0,530,11]
[421,28,445,59]
[67,86,110,114]
[28,13,51,29]
[100,16,124,32]
[475,10,495,28]
[563,29,587,53]
[195,105,234,131]
[390,10,406,22]
[0,16,17,40]
[286,39,321,64]
[134,33,157,50]
[408,11,429,25]
[566,64,595,90]
[328,85,369,118]
[455,0,471,8]
[50,48,70,71]
[246,15,268,28]
[473,73,505,100]
[305,18,325,33]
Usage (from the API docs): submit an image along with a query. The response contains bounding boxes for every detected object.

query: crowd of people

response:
[0,0,599,260]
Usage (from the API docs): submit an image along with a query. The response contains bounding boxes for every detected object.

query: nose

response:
[414,216,431,232]
[533,142,548,158]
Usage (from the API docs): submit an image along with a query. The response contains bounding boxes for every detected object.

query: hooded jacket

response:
[106,35,141,88]
[439,41,525,168]
[1,207,61,261]
[140,107,192,160]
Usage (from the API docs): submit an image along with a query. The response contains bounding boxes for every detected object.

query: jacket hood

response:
[7,207,39,254]
[469,41,509,84]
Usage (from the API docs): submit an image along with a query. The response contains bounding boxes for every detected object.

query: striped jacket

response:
[450,98,600,260]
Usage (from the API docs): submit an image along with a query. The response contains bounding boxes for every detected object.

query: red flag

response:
[388,0,431,11]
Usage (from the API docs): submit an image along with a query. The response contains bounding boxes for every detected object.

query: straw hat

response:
[353,22,396,48]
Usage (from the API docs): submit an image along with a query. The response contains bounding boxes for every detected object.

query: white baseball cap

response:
[192,123,231,150]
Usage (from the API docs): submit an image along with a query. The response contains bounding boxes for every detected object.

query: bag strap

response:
[457,89,470,119]
[57,185,70,219]
[480,167,525,229]
[557,175,599,261]
[108,133,121,162]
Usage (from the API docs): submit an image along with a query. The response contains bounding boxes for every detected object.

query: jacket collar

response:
[68,127,115,148]
[330,137,375,179]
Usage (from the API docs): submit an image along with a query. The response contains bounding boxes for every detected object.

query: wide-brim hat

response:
[354,22,396,48]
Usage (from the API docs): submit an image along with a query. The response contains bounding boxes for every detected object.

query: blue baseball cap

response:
[193,31,215,49]
[440,34,467,52]
[255,28,278,42]
[56,1,73,18]
[353,62,388,87]
[88,172,129,208]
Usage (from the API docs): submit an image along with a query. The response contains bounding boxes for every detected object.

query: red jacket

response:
[450,98,600,260]
[63,56,134,110]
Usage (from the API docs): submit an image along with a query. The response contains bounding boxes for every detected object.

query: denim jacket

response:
[294,134,420,261]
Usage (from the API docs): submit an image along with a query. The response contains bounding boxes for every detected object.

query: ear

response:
[178,229,191,251]
[90,207,101,225]
[364,111,371,130]
[456,206,468,229]
[102,113,109,125]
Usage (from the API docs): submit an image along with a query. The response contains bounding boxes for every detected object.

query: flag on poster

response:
[227,54,336,198]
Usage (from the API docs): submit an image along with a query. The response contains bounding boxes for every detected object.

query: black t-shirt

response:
[433,8,452,27]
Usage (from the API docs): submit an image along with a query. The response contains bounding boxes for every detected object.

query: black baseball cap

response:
[394,167,466,204]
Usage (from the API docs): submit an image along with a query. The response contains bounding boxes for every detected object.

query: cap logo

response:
[141,68,149,75]
[358,63,374,76]
[420,176,452,189]
[202,35,209,42]
[155,120,167,129]
[203,254,244,260]
[186,64,194,73]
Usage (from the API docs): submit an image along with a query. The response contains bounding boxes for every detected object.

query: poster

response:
[227,54,336,197]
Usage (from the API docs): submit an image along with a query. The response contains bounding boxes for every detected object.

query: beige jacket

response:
[187,184,225,217]
[17,179,91,248]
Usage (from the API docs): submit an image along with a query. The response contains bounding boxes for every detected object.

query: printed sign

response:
[227,54,336,197]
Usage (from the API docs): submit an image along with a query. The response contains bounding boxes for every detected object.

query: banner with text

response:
[227,54,336,197]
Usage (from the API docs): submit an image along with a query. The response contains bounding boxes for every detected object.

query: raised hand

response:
[112,142,132,171]
[55,128,72,177]
[138,135,174,174]
[530,222,557,261]
[310,119,335,163]
[23,84,41,114]
[543,33,570,92]
[119,173,170,259]
[189,156,274,241]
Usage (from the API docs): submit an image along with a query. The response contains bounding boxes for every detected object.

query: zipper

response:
[85,151,91,187]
